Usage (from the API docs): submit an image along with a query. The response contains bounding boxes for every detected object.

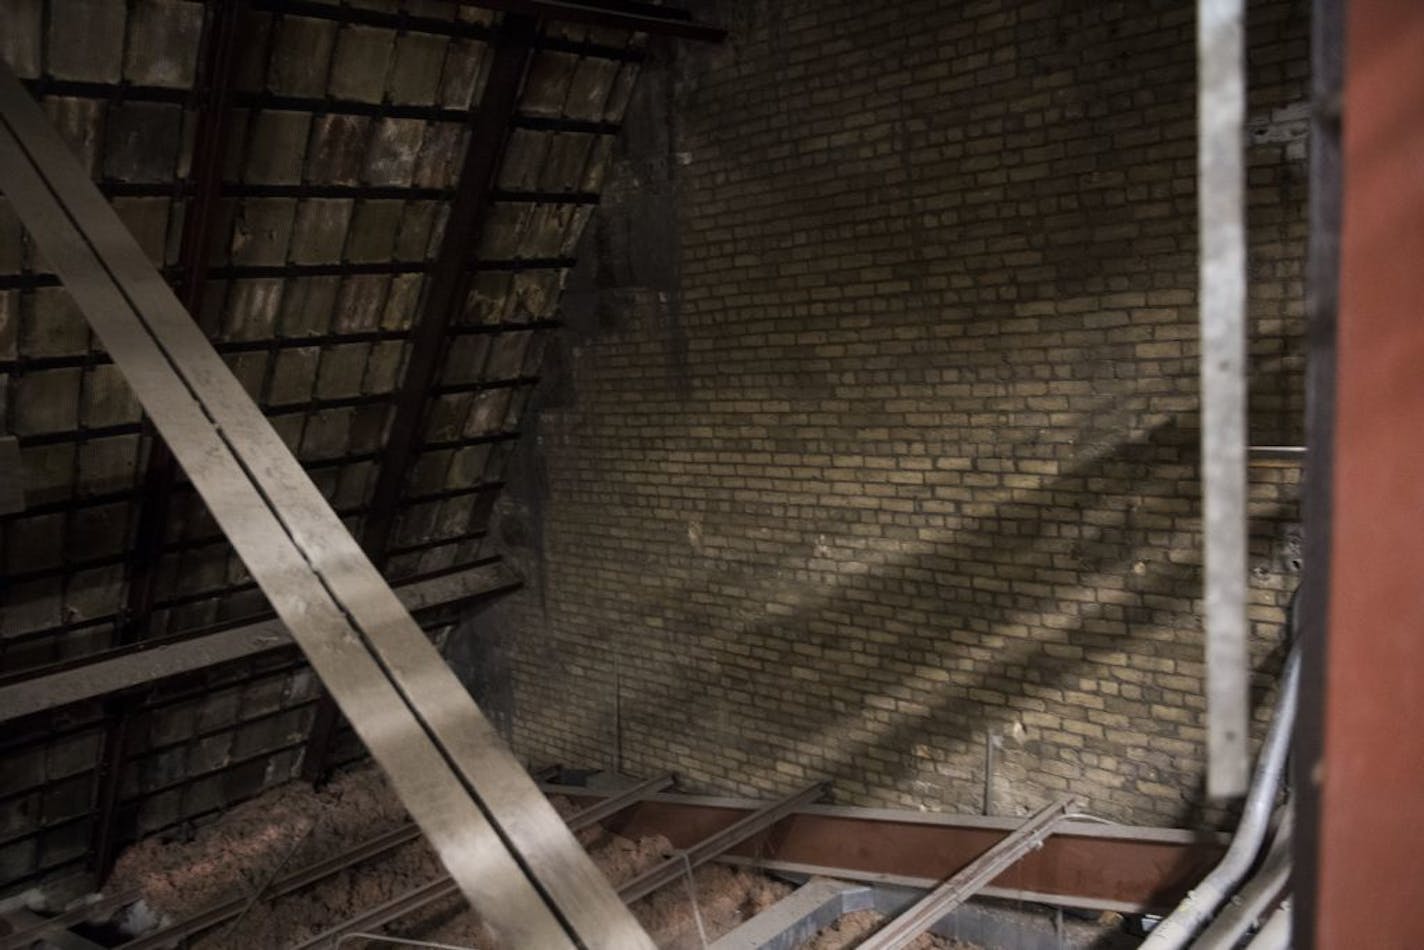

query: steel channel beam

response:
[0,564,520,724]
[1197,0,1250,799]
[0,65,649,950]
[301,11,543,781]
[708,879,869,950]
[856,798,1072,950]
[286,775,675,950]
[617,782,828,904]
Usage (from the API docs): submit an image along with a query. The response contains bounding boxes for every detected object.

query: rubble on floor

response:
[108,765,792,948]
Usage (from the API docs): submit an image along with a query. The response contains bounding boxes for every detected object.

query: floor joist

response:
[555,785,1226,913]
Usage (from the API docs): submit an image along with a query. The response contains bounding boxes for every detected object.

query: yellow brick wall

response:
[499,0,1308,827]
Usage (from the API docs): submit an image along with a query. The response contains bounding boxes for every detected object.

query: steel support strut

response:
[857,798,1073,950]
[0,62,652,950]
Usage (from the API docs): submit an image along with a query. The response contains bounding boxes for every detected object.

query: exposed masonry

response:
[498,0,1308,827]
[0,0,641,892]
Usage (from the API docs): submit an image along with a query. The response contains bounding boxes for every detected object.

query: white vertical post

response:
[1198,0,1250,797]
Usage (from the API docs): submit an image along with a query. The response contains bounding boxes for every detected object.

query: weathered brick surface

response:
[502,0,1308,826]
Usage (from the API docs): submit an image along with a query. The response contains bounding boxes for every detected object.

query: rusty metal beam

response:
[857,798,1072,950]
[14,782,1224,949]
[1311,0,1424,946]
[300,12,541,784]
[553,787,1227,913]
[617,783,828,903]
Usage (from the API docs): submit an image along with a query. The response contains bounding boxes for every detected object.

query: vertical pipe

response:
[1141,647,1300,949]
[1197,0,1250,798]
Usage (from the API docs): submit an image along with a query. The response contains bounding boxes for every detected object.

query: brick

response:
[499,0,1306,831]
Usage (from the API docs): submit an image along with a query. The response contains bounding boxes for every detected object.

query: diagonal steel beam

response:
[856,797,1073,950]
[300,13,541,782]
[0,62,651,950]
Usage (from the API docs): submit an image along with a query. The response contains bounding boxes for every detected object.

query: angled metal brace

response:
[857,797,1073,950]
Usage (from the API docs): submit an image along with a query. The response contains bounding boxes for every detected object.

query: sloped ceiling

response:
[0,0,652,893]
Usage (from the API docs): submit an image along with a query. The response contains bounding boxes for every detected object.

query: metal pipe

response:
[1191,805,1292,949]
[1243,900,1291,950]
[1142,646,1301,949]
